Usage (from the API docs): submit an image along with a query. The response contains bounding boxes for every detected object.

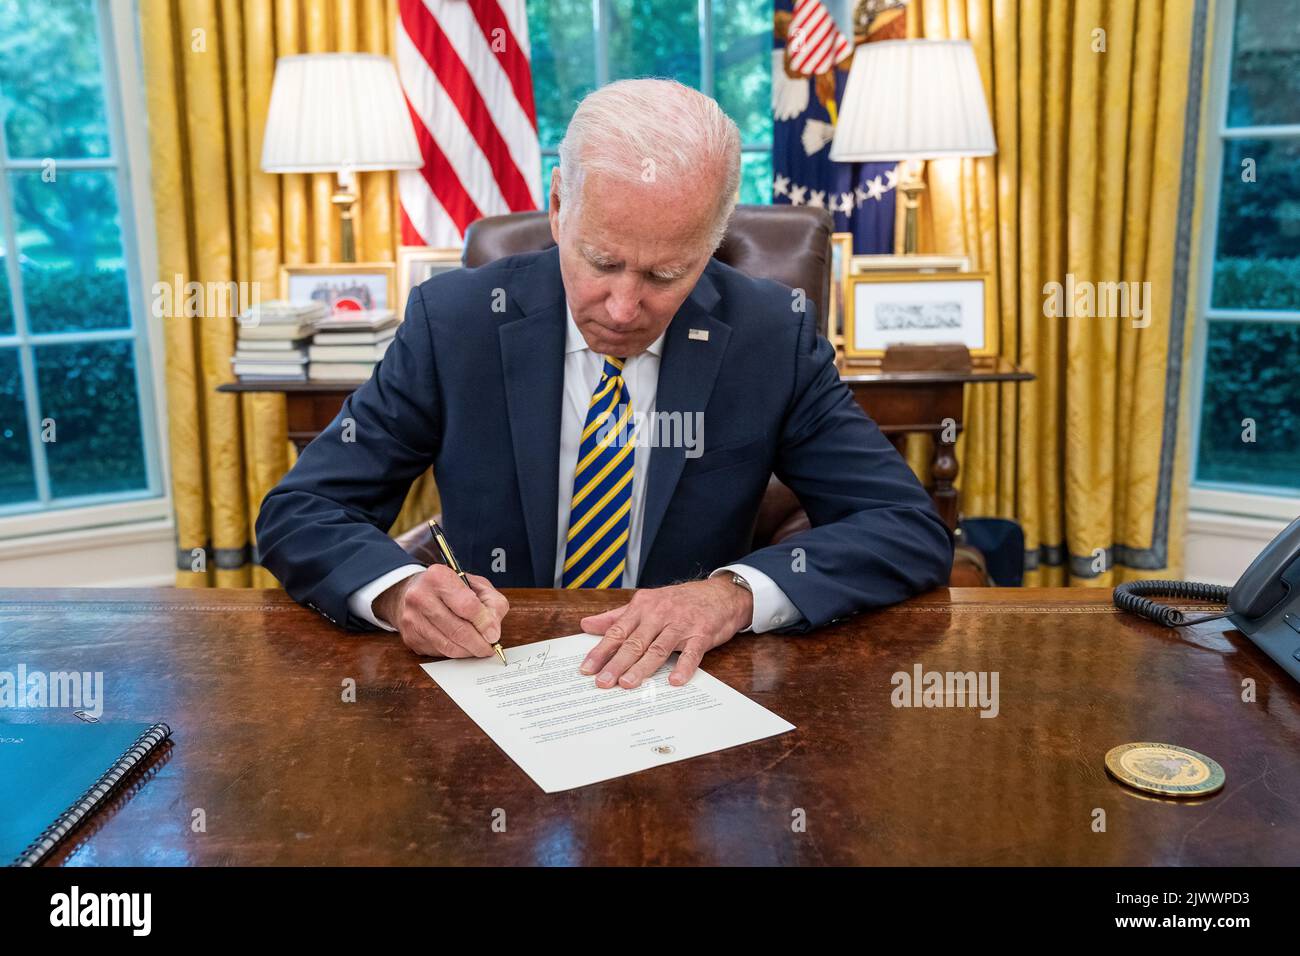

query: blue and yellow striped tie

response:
[563,355,636,589]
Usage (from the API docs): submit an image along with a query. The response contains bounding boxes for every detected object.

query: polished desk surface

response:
[2,587,1297,866]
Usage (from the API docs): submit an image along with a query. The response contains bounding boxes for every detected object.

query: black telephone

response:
[1113,514,1300,684]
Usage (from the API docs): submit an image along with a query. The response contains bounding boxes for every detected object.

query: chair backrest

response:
[460,205,834,335]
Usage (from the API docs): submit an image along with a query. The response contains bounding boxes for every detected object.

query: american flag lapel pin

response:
[688,328,709,342]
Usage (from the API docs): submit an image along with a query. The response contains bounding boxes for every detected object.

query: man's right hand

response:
[373,564,510,658]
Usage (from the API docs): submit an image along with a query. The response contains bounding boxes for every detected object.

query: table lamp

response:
[261,53,423,262]
[830,39,996,254]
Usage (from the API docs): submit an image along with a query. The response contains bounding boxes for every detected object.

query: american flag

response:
[785,0,850,75]
[396,0,542,248]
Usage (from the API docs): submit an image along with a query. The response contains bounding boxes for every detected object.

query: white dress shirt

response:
[348,306,801,633]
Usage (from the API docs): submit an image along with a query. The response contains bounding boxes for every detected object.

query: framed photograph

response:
[280,263,396,314]
[851,254,971,274]
[397,245,463,316]
[844,272,995,361]
[828,232,853,347]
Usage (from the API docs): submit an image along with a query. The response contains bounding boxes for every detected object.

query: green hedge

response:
[1212,257,1300,311]
[1197,320,1300,488]
[0,264,130,333]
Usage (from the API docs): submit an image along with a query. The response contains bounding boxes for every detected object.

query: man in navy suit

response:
[257,78,952,690]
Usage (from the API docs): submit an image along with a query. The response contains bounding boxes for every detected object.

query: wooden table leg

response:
[930,427,960,531]
[851,382,964,533]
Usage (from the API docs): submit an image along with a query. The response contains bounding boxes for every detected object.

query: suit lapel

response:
[499,249,565,586]
[638,267,729,572]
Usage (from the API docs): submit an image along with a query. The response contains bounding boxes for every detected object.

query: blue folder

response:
[0,721,171,866]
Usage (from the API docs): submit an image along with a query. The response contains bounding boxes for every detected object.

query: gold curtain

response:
[905,0,1213,586]
[141,0,438,588]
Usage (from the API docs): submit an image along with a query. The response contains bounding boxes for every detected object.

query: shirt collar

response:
[565,303,667,358]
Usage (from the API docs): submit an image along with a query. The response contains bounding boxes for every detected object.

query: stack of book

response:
[231,300,328,381]
[307,309,400,382]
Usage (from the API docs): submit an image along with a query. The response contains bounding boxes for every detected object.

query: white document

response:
[421,632,795,793]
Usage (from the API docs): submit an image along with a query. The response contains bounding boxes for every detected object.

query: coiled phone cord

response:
[1112,579,1232,627]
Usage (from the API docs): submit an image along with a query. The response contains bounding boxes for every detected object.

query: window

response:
[1191,0,1300,511]
[0,0,163,524]
[526,0,774,205]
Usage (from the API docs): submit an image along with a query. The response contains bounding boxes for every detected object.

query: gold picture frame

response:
[396,245,463,317]
[844,272,996,361]
[851,254,971,274]
[280,262,397,314]
[828,232,854,349]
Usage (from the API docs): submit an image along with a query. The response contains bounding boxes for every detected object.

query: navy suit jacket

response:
[256,245,954,631]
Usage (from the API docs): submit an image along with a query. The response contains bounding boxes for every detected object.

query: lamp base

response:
[898,159,926,255]
[331,170,358,263]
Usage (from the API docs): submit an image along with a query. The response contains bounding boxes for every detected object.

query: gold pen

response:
[428,520,507,665]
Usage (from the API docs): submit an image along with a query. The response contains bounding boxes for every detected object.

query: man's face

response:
[549,166,719,357]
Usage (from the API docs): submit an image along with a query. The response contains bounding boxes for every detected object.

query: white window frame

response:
[1187,0,1300,524]
[0,0,170,543]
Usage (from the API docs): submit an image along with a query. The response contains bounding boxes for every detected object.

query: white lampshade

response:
[830,40,997,162]
[261,53,423,173]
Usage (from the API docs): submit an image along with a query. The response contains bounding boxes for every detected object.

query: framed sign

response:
[851,254,971,274]
[844,272,995,361]
[280,263,396,314]
[397,246,463,316]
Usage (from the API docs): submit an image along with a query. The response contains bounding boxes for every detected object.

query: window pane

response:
[527,0,597,148]
[1196,320,1300,491]
[1211,138,1300,311]
[540,152,559,208]
[1226,0,1300,128]
[607,0,701,88]
[0,240,12,335]
[740,150,771,204]
[0,347,35,505]
[34,340,146,499]
[712,0,772,144]
[0,0,111,159]
[9,169,131,333]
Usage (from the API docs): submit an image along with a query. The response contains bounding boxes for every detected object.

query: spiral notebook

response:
[0,721,172,867]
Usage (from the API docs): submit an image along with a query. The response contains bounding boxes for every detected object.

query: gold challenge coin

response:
[1105,742,1225,797]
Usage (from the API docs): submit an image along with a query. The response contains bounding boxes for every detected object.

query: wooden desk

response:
[3,587,1296,866]
[219,356,1033,532]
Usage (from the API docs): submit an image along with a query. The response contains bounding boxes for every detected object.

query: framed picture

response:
[280,263,396,314]
[851,254,971,274]
[397,245,463,316]
[844,272,995,361]
[828,232,853,347]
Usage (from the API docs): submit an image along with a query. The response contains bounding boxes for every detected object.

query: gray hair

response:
[556,78,742,252]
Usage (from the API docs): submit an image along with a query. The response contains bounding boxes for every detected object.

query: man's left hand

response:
[577,577,753,689]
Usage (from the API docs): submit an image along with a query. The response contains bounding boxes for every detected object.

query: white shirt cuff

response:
[347,564,426,631]
[711,564,802,633]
